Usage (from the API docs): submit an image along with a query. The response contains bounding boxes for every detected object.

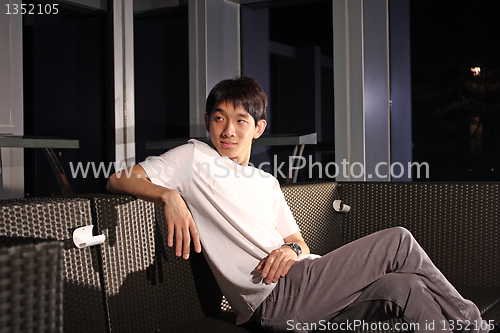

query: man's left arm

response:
[257,232,310,285]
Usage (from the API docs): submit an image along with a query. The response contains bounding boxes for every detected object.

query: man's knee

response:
[384,226,414,241]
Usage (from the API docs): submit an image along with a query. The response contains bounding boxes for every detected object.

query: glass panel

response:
[411,0,500,181]
[133,5,190,162]
[241,0,333,182]
[22,1,109,196]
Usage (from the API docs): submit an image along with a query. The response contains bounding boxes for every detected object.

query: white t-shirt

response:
[139,139,300,324]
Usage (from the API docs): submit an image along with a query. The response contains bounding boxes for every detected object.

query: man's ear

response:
[204,114,210,133]
[253,119,267,139]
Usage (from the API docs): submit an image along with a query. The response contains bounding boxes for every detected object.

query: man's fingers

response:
[175,225,185,258]
[280,260,295,277]
[182,230,191,259]
[262,254,278,279]
[190,224,201,253]
[261,257,272,278]
[266,263,281,283]
[167,221,174,248]
[163,193,198,260]
[267,257,288,283]
[169,218,198,259]
[260,248,298,284]
[256,257,267,270]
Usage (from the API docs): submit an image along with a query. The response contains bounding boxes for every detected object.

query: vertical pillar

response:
[333,0,365,181]
[189,0,240,137]
[363,0,390,181]
[0,0,24,198]
[113,0,135,167]
[333,0,390,181]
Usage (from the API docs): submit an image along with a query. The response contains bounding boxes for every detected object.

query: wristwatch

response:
[283,242,302,256]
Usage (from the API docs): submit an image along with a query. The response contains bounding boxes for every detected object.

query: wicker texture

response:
[0,197,107,333]
[167,317,255,333]
[337,182,500,288]
[0,237,63,333]
[457,286,500,315]
[281,182,344,255]
[482,303,500,322]
[93,195,232,332]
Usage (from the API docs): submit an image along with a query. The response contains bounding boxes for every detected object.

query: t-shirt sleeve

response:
[138,143,193,194]
[273,183,300,239]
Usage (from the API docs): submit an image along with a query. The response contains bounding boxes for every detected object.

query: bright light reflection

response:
[471,67,481,76]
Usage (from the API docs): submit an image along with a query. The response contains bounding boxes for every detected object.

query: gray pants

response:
[255,227,488,333]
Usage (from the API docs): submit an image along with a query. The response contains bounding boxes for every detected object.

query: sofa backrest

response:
[281,182,343,255]
[336,181,500,287]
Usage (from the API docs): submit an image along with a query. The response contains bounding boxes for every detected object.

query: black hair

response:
[205,76,267,125]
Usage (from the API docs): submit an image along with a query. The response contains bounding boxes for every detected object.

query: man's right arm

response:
[106,165,201,259]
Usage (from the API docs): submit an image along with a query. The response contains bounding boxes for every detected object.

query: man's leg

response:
[333,273,456,333]
[256,227,485,333]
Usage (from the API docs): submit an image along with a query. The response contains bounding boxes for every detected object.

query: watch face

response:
[286,243,302,256]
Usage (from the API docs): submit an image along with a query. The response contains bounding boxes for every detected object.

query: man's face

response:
[205,102,266,165]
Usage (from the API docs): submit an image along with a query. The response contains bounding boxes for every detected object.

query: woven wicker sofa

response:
[0,181,499,332]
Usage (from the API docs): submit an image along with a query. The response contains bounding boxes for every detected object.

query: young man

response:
[107,77,494,333]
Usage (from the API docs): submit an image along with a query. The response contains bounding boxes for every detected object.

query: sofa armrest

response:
[0,196,107,332]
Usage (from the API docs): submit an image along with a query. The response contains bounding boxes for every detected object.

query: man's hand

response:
[256,245,298,284]
[107,165,201,261]
[163,190,201,260]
